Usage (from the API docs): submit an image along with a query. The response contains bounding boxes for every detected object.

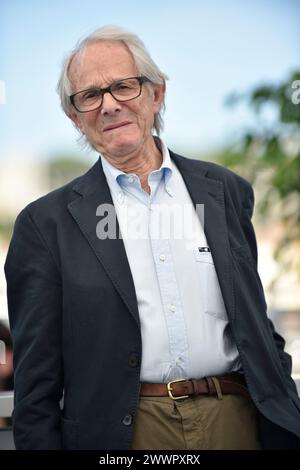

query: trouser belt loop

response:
[191,379,200,396]
[211,376,223,400]
[205,376,215,395]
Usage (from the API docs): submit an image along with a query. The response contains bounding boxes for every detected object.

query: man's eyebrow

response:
[78,82,102,91]
[80,77,128,91]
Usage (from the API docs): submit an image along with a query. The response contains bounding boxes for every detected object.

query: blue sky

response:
[0,0,299,162]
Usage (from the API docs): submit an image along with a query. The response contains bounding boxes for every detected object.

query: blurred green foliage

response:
[0,220,14,242]
[47,155,90,190]
[0,155,90,243]
[217,70,300,282]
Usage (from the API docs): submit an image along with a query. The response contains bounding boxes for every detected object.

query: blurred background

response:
[0,0,300,426]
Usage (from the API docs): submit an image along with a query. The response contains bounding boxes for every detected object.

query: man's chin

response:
[101,139,141,158]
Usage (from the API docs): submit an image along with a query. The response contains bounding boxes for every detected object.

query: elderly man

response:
[4,26,300,450]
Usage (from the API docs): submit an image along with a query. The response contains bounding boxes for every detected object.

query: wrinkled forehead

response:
[68,40,139,92]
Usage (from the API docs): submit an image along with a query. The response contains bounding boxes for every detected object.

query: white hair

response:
[57,25,168,150]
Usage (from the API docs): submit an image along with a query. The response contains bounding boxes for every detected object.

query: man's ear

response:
[68,112,85,134]
[153,81,166,113]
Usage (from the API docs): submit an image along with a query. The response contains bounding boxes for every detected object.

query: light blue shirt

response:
[101,137,241,383]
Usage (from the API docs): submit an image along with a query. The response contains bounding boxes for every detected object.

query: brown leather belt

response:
[140,372,250,401]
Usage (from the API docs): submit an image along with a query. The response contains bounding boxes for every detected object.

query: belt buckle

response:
[167,378,189,400]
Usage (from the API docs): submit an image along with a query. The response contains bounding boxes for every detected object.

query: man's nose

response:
[100,92,122,115]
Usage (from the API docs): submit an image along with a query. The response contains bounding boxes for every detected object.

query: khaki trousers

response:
[131,393,261,450]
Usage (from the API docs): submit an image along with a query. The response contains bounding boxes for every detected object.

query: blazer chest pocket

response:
[194,250,228,321]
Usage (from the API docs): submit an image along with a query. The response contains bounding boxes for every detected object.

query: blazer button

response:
[128,354,139,367]
[122,414,133,426]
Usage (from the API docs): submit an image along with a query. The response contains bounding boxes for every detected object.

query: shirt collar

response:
[101,136,173,200]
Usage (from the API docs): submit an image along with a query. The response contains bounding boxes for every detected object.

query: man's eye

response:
[82,90,101,100]
[114,83,132,90]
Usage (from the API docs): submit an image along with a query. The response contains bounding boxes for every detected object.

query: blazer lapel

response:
[67,157,140,327]
[171,151,235,321]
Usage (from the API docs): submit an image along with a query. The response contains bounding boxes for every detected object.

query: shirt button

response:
[128,176,134,183]
[159,254,166,261]
[122,414,133,426]
[176,357,182,365]
[169,304,176,312]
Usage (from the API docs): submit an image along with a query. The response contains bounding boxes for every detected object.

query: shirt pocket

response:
[193,249,228,321]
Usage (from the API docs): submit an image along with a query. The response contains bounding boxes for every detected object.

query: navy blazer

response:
[4,150,300,449]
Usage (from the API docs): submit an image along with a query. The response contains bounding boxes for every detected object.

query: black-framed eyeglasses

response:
[69,76,151,113]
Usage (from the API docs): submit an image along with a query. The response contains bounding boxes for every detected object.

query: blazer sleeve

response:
[241,181,300,403]
[4,207,63,449]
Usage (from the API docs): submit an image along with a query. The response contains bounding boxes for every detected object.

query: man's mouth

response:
[103,121,132,132]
